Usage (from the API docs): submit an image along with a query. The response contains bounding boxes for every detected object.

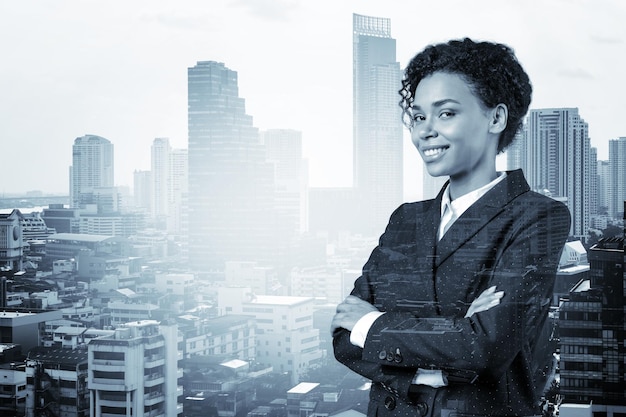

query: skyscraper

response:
[559,237,625,410]
[608,137,626,219]
[597,160,610,214]
[263,129,308,236]
[352,14,403,234]
[517,108,589,241]
[70,134,114,209]
[151,137,171,220]
[150,138,188,234]
[187,61,274,272]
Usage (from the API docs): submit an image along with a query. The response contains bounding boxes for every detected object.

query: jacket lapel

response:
[434,170,530,268]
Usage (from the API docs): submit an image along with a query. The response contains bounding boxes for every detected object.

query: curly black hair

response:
[399,38,532,153]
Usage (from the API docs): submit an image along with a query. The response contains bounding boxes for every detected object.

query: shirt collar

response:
[440,172,507,219]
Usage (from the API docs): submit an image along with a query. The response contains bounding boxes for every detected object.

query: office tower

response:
[187,61,274,272]
[133,170,152,213]
[608,137,626,219]
[559,237,625,411]
[88,320,182,417]
[151,138,170,220]
[70,135,114,209]
[150,138,188,234]
[589,147,598,216]
[353,14,403,234]
[519,108,590,241]
[597,160,610,214]
[263,129,308,245]
[168,148,188,236]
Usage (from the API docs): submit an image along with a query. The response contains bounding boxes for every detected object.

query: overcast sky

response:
[1,0,624,199]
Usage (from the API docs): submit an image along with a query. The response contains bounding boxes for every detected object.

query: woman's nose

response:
[413,120,437,143]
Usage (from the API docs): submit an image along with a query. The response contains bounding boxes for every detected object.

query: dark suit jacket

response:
[333,169,571,417]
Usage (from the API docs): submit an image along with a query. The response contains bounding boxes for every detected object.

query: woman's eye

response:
[412,114,425,122]
[440,111,455,119]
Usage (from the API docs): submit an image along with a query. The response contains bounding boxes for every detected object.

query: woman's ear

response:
[488,104,508,134]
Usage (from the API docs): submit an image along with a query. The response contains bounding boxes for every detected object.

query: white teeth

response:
[423,147,446,157]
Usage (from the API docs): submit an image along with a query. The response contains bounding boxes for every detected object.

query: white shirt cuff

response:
[349,311,385,348]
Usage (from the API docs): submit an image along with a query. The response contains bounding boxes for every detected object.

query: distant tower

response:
[70,134,114,209]
[263,128,308,236]
[187,61,274,272]
[353,14,403,234]
[151,137,171,221]
[597,160,610,214]
[608,137,626,219]
[589,147,598,216]
[519,108,589,241]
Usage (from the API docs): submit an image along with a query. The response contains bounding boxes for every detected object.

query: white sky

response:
[1,0,624,199]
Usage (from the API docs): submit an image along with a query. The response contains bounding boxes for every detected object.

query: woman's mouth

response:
[422,146,449,158]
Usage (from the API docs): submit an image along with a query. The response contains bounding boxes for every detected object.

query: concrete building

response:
[0,209,24,270]
[217,287,324,384]
[41,204,81,234]
[45,233,128,262]
[177,314,256,359]
[0,344,26,417]
[225,262,282,296]
[25,347,89,417]
[0,309,63,352]
[352,13,403,235]
[289,266,347,305]
[88,320,183,417]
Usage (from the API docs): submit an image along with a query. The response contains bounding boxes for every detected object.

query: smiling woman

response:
[332,38,571,417]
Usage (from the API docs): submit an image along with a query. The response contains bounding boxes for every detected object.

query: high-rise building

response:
[70,135,114,209]
[133,170,152,214]
[518,108,590,241]
[352,14,403,234]
[150,138,188,235]
[187,61,275,272]
[559,237,625,411]
[263,129,308,243]
[597,160,610,214]
[151,138,171,220]
[87,320,182,417]
[608,137,626,219]
[589,147,598,216]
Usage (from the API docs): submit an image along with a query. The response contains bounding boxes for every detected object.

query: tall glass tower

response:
[70,134,114,209]
[352,14,403,234]
[517,108,589,241]
[187,61,274,273]
[608,137,626,219]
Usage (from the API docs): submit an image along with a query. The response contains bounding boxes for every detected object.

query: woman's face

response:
[410,72,501,189]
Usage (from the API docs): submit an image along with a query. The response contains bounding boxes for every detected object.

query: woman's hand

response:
[465,286,504,318]
[331,295,379,334]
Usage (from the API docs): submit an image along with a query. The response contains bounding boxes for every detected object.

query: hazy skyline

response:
[1,0,624,199]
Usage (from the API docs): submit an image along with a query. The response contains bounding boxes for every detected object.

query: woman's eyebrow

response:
[412,98,461,111]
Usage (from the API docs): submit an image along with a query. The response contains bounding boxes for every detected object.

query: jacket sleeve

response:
[358,198,571,381]
[332,203,414,383]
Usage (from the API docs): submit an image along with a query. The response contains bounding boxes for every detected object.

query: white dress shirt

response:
[349,172,507,387]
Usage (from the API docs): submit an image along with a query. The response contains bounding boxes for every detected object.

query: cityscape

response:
[1,7,626,417]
